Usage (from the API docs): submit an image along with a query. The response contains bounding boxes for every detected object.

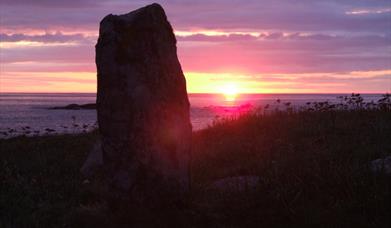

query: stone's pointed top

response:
[145,3,165,11]
[98,3,171,39]
[109,3,166,22]
[123,2,165,17]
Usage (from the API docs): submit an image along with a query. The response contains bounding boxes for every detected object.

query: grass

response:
[1,109,390,227]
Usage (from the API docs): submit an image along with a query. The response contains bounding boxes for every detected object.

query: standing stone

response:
[95,3,191,205]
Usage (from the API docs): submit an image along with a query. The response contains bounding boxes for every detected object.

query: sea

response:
[0,93,384,138]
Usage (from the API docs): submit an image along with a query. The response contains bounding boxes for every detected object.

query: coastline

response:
[1,93,389,139]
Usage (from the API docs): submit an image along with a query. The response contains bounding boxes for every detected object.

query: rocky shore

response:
[49,103,96,110]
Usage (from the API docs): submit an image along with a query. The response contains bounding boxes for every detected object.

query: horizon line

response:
[0,92,389,95]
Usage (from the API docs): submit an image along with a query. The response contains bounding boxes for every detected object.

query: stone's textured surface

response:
[208,176,260,193]
[95,3,191,203]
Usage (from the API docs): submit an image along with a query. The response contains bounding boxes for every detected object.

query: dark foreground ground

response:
[1,109,390,228]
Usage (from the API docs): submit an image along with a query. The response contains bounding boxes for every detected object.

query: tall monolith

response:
[95,3,191,205]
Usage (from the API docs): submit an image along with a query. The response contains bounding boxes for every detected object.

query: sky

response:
[0,0,390,93]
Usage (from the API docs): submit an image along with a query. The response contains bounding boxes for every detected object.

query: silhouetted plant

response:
[45,128,56,133]
[378,93,391,111]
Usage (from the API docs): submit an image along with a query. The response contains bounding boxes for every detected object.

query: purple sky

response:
[0,0,390,93]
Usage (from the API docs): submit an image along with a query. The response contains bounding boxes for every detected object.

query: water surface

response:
[0,93,383,138]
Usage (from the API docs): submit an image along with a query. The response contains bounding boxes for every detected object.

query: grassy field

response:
[1,108,390,227]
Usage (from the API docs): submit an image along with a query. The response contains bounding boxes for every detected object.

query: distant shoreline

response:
[49,103,96,110]
[1,93,389,139]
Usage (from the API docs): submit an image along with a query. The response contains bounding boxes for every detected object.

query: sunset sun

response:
[220,83,239,101]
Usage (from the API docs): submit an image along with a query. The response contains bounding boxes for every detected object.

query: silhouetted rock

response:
[208,176,260,193]
[50,103,96,110]
[93,3,191,205]
[81,140,103,178]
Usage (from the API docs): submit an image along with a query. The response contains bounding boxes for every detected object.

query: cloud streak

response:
[0,32,91,43]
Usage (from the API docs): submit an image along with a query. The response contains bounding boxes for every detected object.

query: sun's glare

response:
[220,83,239,102]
